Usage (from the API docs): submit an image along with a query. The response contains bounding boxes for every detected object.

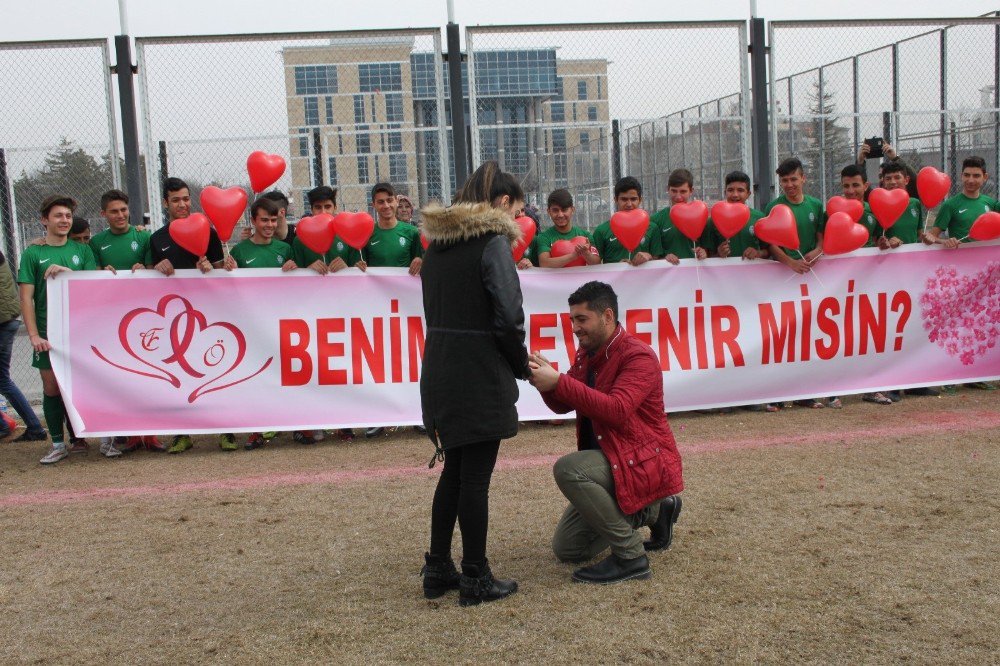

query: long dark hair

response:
[455,161,524,206]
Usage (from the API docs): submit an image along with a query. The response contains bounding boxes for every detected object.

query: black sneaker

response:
[572,553,652,585]
[906,387,941,397]
[365,427,385,438]
[14,429,49,443]
[291,431,316,445]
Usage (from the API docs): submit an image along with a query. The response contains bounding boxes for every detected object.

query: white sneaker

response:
[99,438,123,458]
[312,430,326,442]
[40,445,69,465]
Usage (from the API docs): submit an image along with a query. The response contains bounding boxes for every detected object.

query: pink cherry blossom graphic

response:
[919,261,1000,365]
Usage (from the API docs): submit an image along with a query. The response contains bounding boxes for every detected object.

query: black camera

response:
[864,136,884,159]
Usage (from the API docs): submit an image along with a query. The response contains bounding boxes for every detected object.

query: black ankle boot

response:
[421,552,460,599]
[458,559,518,607]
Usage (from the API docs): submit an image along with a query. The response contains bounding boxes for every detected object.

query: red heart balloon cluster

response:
[916,167,951,209]
[297,213,336,255]
[868,188,910,230]
[333,212,375,250]
[512,216,536,261]
[200,186,248,243]
[550,236,590,267]
[754,205,799,250]
[822,211,870,255]
[168,213,211,257]
[609,209,649,252]
[826,195,863,224]
[246,151,287,193]
[670,201,709,241]
[709,202,750,240]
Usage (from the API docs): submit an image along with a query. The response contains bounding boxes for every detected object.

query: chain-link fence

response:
[0,38,122,407]
[136,29,451,226]
[769,16,1000,203]
[0,39,121,261]
[466,22,751,230]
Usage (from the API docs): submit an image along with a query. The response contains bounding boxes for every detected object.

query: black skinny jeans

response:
[429,439,501,569]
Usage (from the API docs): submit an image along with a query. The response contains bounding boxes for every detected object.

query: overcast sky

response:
[3,0,999,40]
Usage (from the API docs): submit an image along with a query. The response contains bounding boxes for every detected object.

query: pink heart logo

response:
[920,262,1000,365]
[92,294,272,402]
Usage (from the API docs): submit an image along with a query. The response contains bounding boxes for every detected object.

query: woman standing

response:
[419,162,529,606]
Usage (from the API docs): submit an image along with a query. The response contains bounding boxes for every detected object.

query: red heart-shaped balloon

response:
[916,167,951,209]
[512,215,536,261]
[609,209,650,252]
[420,232,429,250]
[550,237,589,267]
[296,213,336,255]
[826,195,863,224]
[969,211,1000,241]
[709,201,751,240]
[200,186,248,242]
[246,151,287,193]
[754,205,799,250]
[822,211,870,255]
[168,213,211,257]
[333,211,375,251]
[670,201,709,241]
[868,188,910,230]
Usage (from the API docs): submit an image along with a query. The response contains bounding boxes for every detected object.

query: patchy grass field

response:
[0,390,997,664]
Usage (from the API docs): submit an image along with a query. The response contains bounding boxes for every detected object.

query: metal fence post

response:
[311,128,324,187]
[852,56,860,153]
[447,21,469,189]
[891,42,900,147]
[940,28,948,173]
[611,119,622,183]
[750,16,773,207]
[114,35,144,223]
[158,140,168,195]
[818,66,826,201]
[0,148,17,271]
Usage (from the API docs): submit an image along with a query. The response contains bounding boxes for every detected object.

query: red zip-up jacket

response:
[541,325,683,514]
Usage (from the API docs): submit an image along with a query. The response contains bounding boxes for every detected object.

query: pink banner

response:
[47,241,1000,436]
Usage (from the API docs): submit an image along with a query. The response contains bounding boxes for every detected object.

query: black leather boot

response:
[458,560,518,607]
[421,552,460,599]
[643,495,683,552]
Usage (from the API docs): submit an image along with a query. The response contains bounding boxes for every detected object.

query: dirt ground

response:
[0,390,997,665]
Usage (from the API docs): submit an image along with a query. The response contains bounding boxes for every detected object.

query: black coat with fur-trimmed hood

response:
[419,202,530,457]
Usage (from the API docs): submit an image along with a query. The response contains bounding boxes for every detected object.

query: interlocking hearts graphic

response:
[91,294,272,402]
[920,262,1000,366]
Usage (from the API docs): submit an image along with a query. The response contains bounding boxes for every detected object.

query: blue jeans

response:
[0,318,43,433]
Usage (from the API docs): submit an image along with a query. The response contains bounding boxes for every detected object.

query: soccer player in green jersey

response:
[839,165,879,247]
[649,168,709,264]
[536,189,600,267]
[354,183,423,276]
[591,177,661,266]
[17,195,98,464]
[89,189,163,454]
[765,157,826,274]
[224,198,296,272]
[926,156,998,248]
[875,162,925,249]
[90,189,151,272]
[289,185,355,276]
[710,171,769,261]
[354,183,423,438]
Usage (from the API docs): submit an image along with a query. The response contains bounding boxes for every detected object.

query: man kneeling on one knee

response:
[528,281,684,584]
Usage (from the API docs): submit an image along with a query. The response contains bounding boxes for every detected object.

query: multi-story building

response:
[283,37,609,225]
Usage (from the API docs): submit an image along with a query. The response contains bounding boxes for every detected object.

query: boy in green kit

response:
[90,189,164,454]
[536,189,600,267]
[649,168,709,264]
[839,165,879,247]
[765,157,826,274]
[925,156,998,248]
[290,185,356,276]
[591,177,661,266]
[354,183,423,276]
[354,183,422,438]
[875,162,924,249]
[17,195,98,464]
[708,171,769,260]
[90,189,151,272]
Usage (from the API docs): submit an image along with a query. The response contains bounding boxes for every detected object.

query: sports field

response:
[0,390,997,664]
